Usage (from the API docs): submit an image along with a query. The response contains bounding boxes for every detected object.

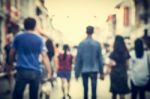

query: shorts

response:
[57,71,71,81]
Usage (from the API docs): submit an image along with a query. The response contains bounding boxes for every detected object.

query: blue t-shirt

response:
[12,32,46,72]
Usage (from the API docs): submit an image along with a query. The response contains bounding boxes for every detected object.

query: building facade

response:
[107,0,150,42]
[134,0,150,35]
[114,0,135,37]
[0,0,7,53]
[0,0,40,62]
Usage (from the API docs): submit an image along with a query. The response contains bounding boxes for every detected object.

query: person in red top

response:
[57,44,73,99]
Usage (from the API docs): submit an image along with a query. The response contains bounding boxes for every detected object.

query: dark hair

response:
[86,26,94,35]
[134,38,144,58]
[24,17,36,30]
[63,44,69,60]
[142,29,150,49]
[113,35,129,60]
[114,35,127,52]
[46,39,55,60]
[56,43,59,48]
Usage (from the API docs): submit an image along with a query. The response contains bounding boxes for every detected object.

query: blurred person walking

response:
[4,34,14,67]
[40,33,55,87]
[75,26,104,99]
[129,38,149,99]
[3,33,15,93]
[142,29,150,92]
[105,35,130,99]
[55,43,60,56]
[57,44,73,99]
[142,29,150,51]
[45,37,55,86]
[9,17,51,99]
[54,43,60,73]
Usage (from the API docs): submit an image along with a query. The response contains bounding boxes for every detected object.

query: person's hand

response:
[104,72,108,76]
[47,72,51,80]
[100,74,104,80]
[104,69,110,76]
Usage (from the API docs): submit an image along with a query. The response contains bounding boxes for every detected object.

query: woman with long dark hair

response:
[106,35,130,99]
[129,38,149,99]
[57,44,73,99]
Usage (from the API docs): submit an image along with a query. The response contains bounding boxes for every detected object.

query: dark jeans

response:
[82,72,97,99]
[13,68,41,99]
[131,81,146,99]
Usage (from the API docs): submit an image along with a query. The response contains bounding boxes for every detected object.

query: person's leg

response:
[90,72,97,99]
[50,61,55,87]
[119,95,125,99]
[6,73,14,93]
[131,81,138,99]
[45,94,50,99]
[82,73,89,99]
[67,79,71,99]
[39,91,43,99]
[29,80,41,99]
[29,71,41,99]
[66,71,71,98]
[139,86,146,99]
[5,64,14,93]
[12,71,27,99]
[112,93,117,99]
[61,78,66,98]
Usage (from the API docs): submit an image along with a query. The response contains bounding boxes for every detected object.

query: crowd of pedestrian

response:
[0,17,150,99]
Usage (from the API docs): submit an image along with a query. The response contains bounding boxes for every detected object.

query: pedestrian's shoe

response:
[62,96,65,99]
[67,94,71,99]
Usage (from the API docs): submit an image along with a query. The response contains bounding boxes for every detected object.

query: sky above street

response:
[45,0,122,45]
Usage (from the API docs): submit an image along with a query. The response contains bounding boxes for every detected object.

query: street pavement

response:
[45,76,126,99]
[25,75,150,99]
[1,75,150,99]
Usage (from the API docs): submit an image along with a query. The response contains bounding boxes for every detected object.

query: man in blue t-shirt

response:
[9,17,51,99]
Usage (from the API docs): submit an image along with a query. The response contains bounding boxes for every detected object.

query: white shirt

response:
[128,50,150,86]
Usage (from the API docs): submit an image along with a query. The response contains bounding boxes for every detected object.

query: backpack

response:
[129,51,149,86]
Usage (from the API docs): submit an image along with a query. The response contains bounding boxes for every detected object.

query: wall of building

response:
[19,0,37,19]
[115,0,135,37]
[0,0,7,62]
[134,0,150,29]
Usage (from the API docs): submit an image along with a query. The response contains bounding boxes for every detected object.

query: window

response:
[124,7,130,26]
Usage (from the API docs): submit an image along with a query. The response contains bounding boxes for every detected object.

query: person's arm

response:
[126,60,129,70]
[9,35,18,66]
[105,59,116,75]
[74,45,82,80]
[9,48,16,65]
[97,43,104,80]
[41,51,51,80]
[126,52,131,70]
[55,55,60,72]
[3,46,7,64]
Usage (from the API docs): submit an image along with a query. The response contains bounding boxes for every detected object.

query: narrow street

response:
[0,0,150,99]
[45,76,119,99]
[24,75,150,99]
[1,74,150,99]
[23,75,124,99]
